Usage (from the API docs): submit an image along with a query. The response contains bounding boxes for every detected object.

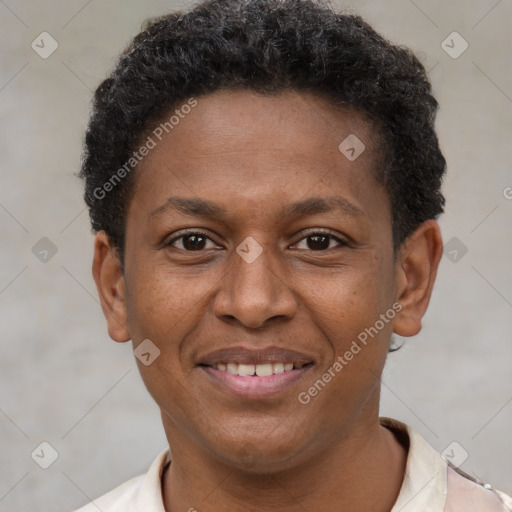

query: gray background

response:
[0,1,511,511]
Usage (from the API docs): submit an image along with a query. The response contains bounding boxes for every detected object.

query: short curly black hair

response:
[79,0,446,265]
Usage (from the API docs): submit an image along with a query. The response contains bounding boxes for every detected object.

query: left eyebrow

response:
[281,196,366,220]
[148,195,366,221]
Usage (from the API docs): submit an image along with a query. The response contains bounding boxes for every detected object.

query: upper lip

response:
[199,346,314,367]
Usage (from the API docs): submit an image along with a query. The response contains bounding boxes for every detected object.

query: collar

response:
[138,417,448,512]
[381,417,448,512]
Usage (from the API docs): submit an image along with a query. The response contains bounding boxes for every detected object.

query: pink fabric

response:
[445,465,512,512]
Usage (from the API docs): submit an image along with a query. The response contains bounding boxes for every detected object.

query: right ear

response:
[91,231,131,343]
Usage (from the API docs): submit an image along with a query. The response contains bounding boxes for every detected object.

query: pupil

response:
[184,234,205,250]
[308,235,329,250]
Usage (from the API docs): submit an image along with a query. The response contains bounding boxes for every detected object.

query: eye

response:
[293,230,349,251]
[166,230,220,251]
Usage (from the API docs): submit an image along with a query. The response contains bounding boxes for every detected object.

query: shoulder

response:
[380,417,512,512]
[445,465,512,512]
[67,448,171,512]
[69,474,144,512]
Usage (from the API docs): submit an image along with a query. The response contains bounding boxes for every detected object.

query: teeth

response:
[214,362,301,376]
[256,363,273,377]
[238,364,255,376]
[272,362,284,374]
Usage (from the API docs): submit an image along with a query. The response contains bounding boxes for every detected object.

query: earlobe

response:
[92,231,131,343]
[393,220,443,338]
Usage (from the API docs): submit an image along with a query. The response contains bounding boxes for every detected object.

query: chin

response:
[209,432,311,475]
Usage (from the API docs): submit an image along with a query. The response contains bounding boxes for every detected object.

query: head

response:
[83,0,445,472]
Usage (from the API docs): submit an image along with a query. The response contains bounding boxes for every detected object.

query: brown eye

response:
[306,234,331,250]
[294,231,349,251]
[180,234,208,251]
[166,231,218,251]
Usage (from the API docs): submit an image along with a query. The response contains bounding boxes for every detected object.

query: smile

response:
[197,347,314,398]
[207,361,310,376]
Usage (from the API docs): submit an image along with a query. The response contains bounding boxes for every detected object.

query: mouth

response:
[197,346,315,399]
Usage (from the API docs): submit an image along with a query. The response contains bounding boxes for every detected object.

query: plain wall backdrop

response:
[0,1,511,511]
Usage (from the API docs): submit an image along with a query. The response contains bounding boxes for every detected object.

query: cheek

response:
[301,262,388,337]
[125,259,216,341]
[301,270,393,414]
[125,265,200,413]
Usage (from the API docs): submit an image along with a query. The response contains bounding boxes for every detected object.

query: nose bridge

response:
[233,240,278,296]
[213,237,297,328]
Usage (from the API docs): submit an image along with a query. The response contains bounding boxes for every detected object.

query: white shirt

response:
[70,417,512,511]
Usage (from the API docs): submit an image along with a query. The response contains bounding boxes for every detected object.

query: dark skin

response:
[92,89,443,511]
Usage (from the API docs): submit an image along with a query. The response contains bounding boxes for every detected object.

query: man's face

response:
[120,90,400,470]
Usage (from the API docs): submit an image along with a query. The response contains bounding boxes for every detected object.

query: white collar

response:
[381,417,448,512]
[110,417,510,512]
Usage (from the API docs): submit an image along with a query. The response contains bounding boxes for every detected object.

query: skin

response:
[92,89,443,511]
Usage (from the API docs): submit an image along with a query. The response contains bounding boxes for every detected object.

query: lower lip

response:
[200,365,312,399]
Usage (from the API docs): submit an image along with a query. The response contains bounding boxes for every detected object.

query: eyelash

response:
[165,229,350,252]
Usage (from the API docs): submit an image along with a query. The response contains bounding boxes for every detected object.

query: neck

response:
[161,414,407,512]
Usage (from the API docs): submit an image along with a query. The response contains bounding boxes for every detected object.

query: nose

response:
[212,242,298,329]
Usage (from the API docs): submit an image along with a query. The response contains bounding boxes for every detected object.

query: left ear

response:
[393,220,443,337]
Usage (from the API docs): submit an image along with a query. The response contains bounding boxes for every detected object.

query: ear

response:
[393,220,443,337]
[92,231,131,343]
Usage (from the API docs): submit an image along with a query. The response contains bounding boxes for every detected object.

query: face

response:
[94,89,440,473]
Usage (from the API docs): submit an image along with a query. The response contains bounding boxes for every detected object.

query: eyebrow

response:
[149,195,366,221]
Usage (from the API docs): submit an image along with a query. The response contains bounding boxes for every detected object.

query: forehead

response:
[129,89,388,223]
[148,89,377,158]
